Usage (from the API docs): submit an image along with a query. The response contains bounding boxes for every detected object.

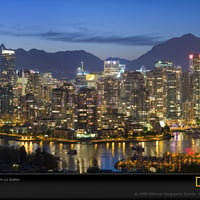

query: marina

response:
[0,131,199,173]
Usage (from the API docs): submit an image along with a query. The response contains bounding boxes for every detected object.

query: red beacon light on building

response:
[189,54,193,59]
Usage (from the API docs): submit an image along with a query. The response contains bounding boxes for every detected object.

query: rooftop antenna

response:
[81,61,84,72]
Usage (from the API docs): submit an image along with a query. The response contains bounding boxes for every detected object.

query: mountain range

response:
[1,33,200,79]
[130,33,200,70]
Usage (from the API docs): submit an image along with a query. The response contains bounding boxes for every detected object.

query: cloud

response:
[75,35,162,46]
[0,28,163,46]
[41,31,163,46]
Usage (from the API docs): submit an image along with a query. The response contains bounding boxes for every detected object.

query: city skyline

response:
[1,37,200,176]
[0,0,200,60]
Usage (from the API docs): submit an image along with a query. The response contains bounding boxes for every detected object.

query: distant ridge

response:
[130,33,200,71]
[1,33,200,79]
[15,49,103,79]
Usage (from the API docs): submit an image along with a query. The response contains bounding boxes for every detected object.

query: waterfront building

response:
[76,87,98,137]
[53,128,74,139]
[34,118,57,135]
[189,54,200,123]
[97,77,120,124]
[96,76,125,135]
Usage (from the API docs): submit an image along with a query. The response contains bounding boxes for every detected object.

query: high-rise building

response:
[120,71,149,126]
[165,66,182,120]
[98,76,120,113]
[76,87,98,135]
[62,82,75,129]
[85,73,99,89]
[17,69,31,96]
[146,68,166,121]
[24,70,42,109]
[97,77,125,134]
[75,62,88,88]
[25,70,41,96]
[182,71,192,103]
[104,60,125,78]
[21,93,36,121]
[51,88,66,119]
[189,54,200,122]
[1,49,16,85]
[0,83,13,115]
[146,61,182,123]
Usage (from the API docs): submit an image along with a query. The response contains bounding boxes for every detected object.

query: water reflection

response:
[0,132,200,173]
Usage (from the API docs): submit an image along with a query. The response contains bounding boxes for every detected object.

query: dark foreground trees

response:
[0,145,59,172]
[177,163,200,173]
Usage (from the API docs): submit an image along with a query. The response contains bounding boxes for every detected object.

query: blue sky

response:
[0,0,200,60]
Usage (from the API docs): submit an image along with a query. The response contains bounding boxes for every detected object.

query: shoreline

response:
[0,132,173,143]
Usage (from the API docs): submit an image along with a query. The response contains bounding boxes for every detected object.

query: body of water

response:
[1,132,200,173]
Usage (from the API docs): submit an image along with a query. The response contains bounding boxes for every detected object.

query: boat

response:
[67,150,77,155]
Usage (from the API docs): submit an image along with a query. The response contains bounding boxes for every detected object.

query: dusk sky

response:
[0,0,200,60]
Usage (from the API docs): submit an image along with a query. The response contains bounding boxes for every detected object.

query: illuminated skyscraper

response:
[0,49,16,116]
[51,84,75,122]
[146,61,182,123]
[62,82,75,129]
[146,68,166,121]
[104,60,125,78]
[98,76,120,112]
[76,87,98,134]
[189,54,200,122]
[1,49,16,85]
[120,71,149,126]
[75,62,89,88]
[0,83,13,115]
[97,77,125,133]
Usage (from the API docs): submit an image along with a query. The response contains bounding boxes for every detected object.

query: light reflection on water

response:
[0,132,199,173]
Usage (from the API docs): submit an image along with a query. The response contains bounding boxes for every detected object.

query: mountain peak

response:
[131,33,200,71]
[181,33,197,39]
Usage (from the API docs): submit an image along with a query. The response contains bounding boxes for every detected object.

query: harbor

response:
[0,131,199,173]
